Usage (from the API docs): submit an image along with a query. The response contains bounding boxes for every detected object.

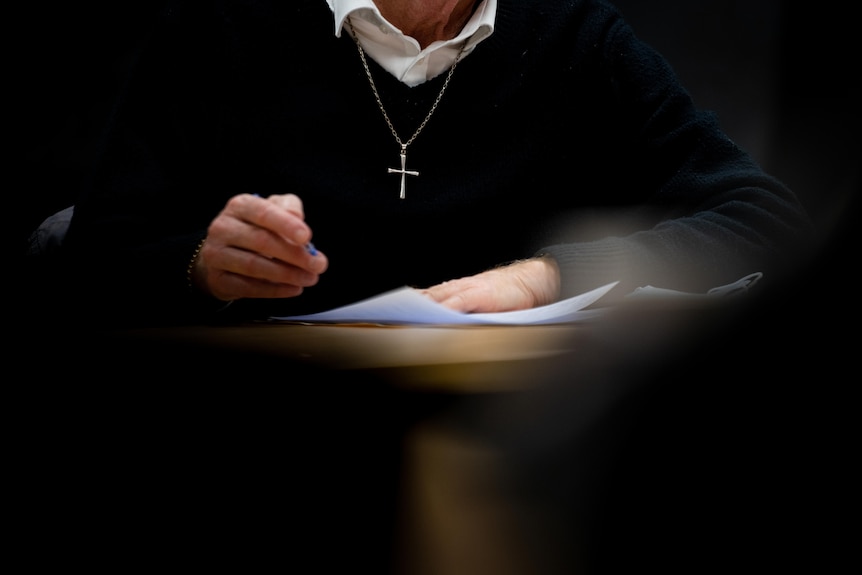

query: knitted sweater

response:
[65,0,811,323]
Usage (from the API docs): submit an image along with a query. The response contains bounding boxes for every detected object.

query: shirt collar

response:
[326,0,496,48]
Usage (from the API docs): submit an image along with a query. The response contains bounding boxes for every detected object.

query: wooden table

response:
[12,295,778,574]
[104,320,591,392]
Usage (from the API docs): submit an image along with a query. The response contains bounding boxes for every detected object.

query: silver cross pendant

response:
[388,144,419,199]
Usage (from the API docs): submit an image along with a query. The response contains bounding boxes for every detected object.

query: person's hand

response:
[192,193,328,301]
[419,256,561,313]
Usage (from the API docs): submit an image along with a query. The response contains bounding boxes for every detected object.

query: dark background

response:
[7,2,858,573]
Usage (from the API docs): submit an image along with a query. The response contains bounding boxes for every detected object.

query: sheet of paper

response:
[271,282,619,326]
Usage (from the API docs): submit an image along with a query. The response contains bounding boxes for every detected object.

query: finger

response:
[421,279,488,313]
[213,194,325,271]
[210,216,324,270]
[420,279,464,302]
[262,194,324,260]
[209,271,307,301]
[265,193,305,220]
[203,244,323,300]
[204,242,322,285]
[225,193,311,248]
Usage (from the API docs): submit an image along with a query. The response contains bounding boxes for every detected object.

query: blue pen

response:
[252,193,317,255]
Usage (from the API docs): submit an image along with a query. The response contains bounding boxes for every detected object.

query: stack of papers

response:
[270,272,762,326]
[271,282,618,326]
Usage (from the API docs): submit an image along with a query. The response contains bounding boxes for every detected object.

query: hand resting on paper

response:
[419,256,561,313]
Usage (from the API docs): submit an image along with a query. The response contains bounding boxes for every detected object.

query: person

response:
[52,0,812,326]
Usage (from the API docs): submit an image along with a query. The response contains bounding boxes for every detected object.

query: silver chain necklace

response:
[348,18,465,199]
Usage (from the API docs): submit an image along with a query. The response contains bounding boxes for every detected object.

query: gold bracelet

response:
[187,238,206,292]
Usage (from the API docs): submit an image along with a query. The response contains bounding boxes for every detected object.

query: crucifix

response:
[388,144,419,199]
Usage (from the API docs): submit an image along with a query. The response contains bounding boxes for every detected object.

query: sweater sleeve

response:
[536,7,814,301]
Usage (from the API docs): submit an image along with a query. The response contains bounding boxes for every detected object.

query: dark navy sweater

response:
[65,0,811,323]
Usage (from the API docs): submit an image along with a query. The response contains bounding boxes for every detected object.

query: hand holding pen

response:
[189,192,328,302]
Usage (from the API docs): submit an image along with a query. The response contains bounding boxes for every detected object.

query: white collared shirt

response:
[326,0,496,87]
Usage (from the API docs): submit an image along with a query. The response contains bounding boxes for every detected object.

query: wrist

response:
[528,255,561,306]
[186,238,207,294]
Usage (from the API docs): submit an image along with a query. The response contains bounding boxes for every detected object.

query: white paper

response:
[271,282,619,326]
